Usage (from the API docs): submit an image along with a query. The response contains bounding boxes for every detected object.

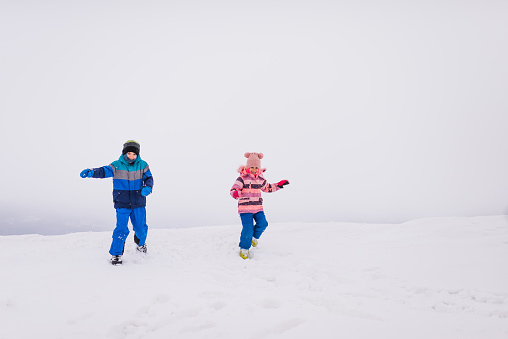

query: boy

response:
[80,140,154,265]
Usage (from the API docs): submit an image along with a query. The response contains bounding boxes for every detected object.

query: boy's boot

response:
[137,244,147,253]
[110,255,122,266]
[239,249,249,259]
[252,238,259,247]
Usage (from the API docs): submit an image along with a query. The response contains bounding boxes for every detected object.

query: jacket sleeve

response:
[260,178,280,193]
[230,176,244,197]
[143,168,154,188]
[92,165,115,178]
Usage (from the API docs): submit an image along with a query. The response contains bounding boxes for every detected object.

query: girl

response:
[230,152,289,259]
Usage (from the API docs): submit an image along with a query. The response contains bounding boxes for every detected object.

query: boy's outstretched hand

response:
[277,180,290,188]
[141,186,152,196]
[80,169,94,178]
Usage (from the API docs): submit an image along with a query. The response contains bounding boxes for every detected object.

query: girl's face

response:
[126,152,137,161]
[249,167,259,175]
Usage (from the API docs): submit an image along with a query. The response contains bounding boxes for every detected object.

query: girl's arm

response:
[230,176,244,198]
[261,179,290,193]
[260,179,280,193]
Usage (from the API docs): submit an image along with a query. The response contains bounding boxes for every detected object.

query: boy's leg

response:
[252,211,268,240]
[239,213,255,250]
[110,208,131,255]
[130,207,148,246]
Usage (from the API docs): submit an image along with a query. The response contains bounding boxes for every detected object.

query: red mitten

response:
[277,180,289,188]
[231,190,240,199]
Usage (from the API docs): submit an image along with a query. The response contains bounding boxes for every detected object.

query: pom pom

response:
[257,153,264,159]
[244,152,251,158]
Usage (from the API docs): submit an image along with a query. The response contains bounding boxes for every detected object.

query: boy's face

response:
[249,167,259,175]
[126,152,137,161]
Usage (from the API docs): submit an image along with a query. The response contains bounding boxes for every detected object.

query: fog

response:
[1,0,507,235]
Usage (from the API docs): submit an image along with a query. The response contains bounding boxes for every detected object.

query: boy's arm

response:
[141,169,154,196]
[92,165,115,178]
[143,168,154,188]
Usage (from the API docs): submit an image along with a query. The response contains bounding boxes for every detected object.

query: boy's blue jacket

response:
[92,155,154,209]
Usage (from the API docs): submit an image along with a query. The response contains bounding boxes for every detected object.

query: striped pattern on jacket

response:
[230,166,280,214]
[93,155,154,209]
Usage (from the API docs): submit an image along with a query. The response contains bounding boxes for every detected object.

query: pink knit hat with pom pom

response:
[245,152,263,168]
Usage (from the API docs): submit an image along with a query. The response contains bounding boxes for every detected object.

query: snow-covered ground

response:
[1,216,508,339]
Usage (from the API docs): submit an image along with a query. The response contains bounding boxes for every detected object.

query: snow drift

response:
[1,216,508,338]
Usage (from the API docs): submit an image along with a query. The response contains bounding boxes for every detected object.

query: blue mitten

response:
[141,186,152,196]
[80,169,94,178]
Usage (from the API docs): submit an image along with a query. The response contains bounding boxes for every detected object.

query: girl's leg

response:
[252,211,268,239]
[130,207,148,246]
[110,208,131,255]
[239,213,255,250]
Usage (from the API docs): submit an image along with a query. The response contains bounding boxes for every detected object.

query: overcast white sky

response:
[1,0,508,235]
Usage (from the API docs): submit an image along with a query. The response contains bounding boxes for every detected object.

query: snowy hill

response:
[1,216,508,339]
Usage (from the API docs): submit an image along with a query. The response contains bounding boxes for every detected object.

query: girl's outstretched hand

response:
[277,180,289,188]
[231,190,240,199]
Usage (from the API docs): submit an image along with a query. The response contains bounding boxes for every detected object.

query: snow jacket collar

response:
[119,154,141,165]
[237,165,266,178]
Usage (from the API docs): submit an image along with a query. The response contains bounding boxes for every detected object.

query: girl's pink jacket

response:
[230,166,280,214]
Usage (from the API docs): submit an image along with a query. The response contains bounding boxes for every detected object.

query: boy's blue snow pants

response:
[239,211,268,250]
[110,207,148,255]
